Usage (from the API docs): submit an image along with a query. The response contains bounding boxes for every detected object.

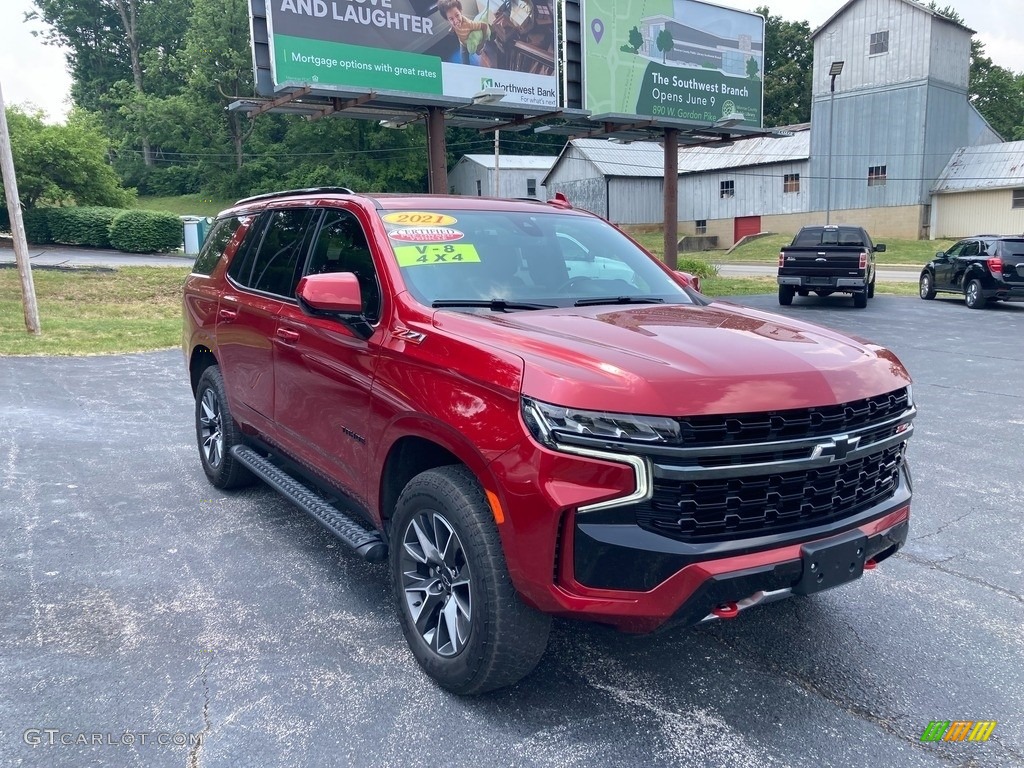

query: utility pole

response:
[663,128,679,270]
[0,80,41,335]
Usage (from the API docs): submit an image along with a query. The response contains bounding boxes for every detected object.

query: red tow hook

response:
[864,559,878,571]
[711,602,739,619]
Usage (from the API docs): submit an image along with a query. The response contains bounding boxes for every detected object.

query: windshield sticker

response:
[382,212,458,227]
[393,244,481,267]
[389,227,464,244]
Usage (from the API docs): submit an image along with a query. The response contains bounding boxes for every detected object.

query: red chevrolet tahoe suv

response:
[183,188,916,694]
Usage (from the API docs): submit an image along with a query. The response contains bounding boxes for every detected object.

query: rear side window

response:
[229,209,316,297]
[192,216,246,275]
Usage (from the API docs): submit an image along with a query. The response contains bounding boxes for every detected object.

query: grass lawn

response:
[626,229,956,269]
[138,195,236,218]
[0,267,190,356]
[1,265,921,356]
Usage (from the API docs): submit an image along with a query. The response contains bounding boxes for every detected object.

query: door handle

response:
[218,308,237,322]
[276,328,300,343]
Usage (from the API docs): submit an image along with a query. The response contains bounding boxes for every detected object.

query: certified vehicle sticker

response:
[382,212,458,226]
[393,244,481,267]
[389,227,464,243]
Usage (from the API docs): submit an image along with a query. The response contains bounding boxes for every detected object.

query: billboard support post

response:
[663,128,679,270]
[426,106,447,195]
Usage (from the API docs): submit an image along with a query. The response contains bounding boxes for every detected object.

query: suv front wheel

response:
[391,465,551,694]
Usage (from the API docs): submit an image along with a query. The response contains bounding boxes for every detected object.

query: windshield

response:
[378,208,693,309]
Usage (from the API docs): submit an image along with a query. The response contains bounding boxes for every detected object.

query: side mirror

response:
[675,270,701,292]
[296,272,362,314]
[296,273,373,339]
[934,251,947,260]
[874,243,886,253]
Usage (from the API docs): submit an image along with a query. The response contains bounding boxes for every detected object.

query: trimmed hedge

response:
[108,209,183,253]
[22,208,55,244]
[49,206,122,248]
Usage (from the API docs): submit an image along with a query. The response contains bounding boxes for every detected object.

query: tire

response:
[853,291,868,308]
[964,278,987,309]
[778,285,795,306]
[391,465,551,695]
[919,272,936,300]
[195,366,254,489]
[867,278,876,299]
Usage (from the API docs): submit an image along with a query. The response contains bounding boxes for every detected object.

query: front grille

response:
[636,445,903,543]
[674,388,909,448]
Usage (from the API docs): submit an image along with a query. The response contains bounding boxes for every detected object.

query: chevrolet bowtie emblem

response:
[812,435,861,462]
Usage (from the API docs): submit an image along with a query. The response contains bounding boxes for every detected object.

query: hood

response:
[431,302,910,416]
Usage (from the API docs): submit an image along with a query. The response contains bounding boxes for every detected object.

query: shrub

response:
[22,208,55,244]
[108,209,183,253]
[49,206,123,248]
[0,204,9,233]
[676,257,719,280]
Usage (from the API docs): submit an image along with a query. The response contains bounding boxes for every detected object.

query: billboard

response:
[582,0,764,127]
[265,0,559,109]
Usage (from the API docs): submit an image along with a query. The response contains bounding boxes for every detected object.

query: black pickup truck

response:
[777,225,885,308]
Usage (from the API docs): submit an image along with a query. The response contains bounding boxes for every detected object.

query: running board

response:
[231,445,387,563]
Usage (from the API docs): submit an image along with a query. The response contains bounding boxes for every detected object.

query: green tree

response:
[746,57,760,80]
[1,107,135,209]
[756,7,812,127]
[628,26,643,54]
[656,28,674,64]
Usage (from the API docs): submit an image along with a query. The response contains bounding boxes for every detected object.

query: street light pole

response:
[826,60,844,225]
[493,129,500,197]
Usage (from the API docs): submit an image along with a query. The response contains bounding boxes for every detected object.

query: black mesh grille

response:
[674,388,909,448]
[636,446,903,543]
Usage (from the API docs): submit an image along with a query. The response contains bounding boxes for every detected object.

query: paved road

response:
[0,241,195,269]
[1,294,1022,767]
[716,263,922,282]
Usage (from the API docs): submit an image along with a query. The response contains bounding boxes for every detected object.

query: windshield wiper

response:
[432,299,557,312]
[573,296,666,307]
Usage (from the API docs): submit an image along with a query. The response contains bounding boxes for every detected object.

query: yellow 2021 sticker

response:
[393,243,481,267]
[383,211,458,227]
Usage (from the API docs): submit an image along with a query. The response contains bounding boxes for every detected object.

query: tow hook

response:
[711,602,739,619]
[864,558,878,570]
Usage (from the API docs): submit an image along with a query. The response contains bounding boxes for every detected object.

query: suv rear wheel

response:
[195,366,254,489]
[965,278,987,309]
[391,465,551,694]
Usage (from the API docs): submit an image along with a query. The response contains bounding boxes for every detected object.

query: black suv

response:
[919,236,1024,309]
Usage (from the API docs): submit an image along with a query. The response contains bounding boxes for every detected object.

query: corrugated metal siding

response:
[928,19,970,89]
[545,146,604,186]
[932,142,1024,193]
[809,85,927,210]
[547,178,608,218]
[609,178,664,224]
[921,82,976,201]
[461,154,558,172]
[933,189,1024,239]
[813,0,935,97]
[449,160,552,200]
[967,107,1004,146]
[678,161,810,220]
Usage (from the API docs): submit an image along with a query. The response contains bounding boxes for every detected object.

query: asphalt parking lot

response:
[1,293,1022,768]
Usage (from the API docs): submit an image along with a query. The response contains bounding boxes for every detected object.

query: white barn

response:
[448,155,557,200]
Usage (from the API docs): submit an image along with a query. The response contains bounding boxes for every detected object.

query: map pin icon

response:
[592,18,604,43]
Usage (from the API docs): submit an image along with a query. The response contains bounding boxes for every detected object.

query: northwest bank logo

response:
[921,720,997,742]
[479,77,555,98]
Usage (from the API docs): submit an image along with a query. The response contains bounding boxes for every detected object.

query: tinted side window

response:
[240,209,316,297]
[960,241,980,258]
[193,216,245,275]
[305,209,381,322]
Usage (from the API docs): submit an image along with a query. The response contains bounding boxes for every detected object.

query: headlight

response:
[905,384,914,409]
[522,397,680,447]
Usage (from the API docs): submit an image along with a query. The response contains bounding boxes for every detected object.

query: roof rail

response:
[234,186,356,206]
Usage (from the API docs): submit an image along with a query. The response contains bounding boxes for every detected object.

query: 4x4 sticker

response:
[389,227,464,243]
[382,212,457,227]
[393,244,480,267]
